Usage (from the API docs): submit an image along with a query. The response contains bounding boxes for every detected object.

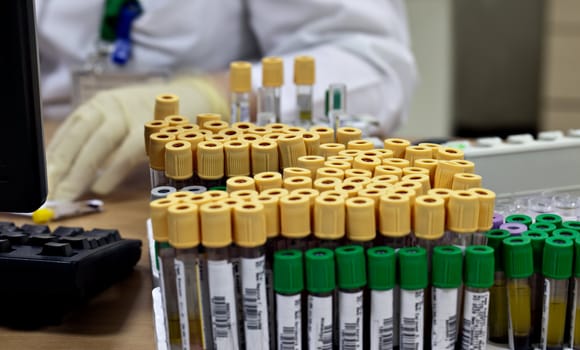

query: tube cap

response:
[464,245,494,289]
[301,132,321,156]
[347,140,374,151]
[168,203,200,248]
[353,156,381,173]
[563,221,580,231]
[150,198,178,242]
[314,196,345,240]
[468,188,496,231]
[226,176,255,193]
[320,143,346,158]
[379,194,411,237]
[230,61,252,93]
[575,238,580,277]
[500,222,527,236]
[233,202,266,248]
[294,56,315,85]
[452,173,482,190]
[280,195,311,238]
[144,120,169,155]
[316,167,344,181]
[437,147,464,161]
[283,167,312,179]
[149,132,176,170]
[535,214,563,228]
[542,236,573,280]
[529,222,557,235]
[297,156,325,179]
[310,126,335,144]
[254,171,282,193]
[313,177,342,192]
[345,169,372,179]
[382,158,410,170]
[154,94,179,120]
[434,161,464,189]
[367,246,396,290]
[552,228,580,240]
[256,195,280,238]
[506,214,533,228]
[383,138,411,158]
[262,56,283,87]
[274,249,304,294]
[305,248,335,294]
[283,176,313,192]
[335,245,366,290]
[346,197,376,242]
[402,174,431,194]
[164,115,188,126]
[224,140,250,177]
[200,202,232,248]
[414,159,438,186]
[413,195,445,240]
[336,127,362,146]
[278,134,307,169]
[432,246,463,288]
[521,230,549,274]
[398,247,428,290]
[196,141,224,180]
[396,180,425,197]
[165,141,193,180]
[447,190,480,233]
[503,236,533,279]
[486,229,511,271]
[404,145,433,166]
[196,113,222,128]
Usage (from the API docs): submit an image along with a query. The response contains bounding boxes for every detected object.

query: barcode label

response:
[208,259,240,350]
[308,295,333,350]
[339,290,364,350]
[276,293,302,350]
[461,290,490,350]
[540,279,550,349]
[399,289,424,350]
[370,289,394,350]
[432,287,459,349]
[175,259,191,350]
[241,256,269,349]
[570,281,580,347]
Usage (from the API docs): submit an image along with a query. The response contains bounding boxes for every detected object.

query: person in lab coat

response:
[40,0,417,200]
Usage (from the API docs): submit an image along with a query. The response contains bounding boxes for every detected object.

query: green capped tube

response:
[274,250,304,350]
[506,214,533,228]
[535,214,563,229]
[398,247,428,350]
[486,229,511,344]
[305,248,335,350]
[367,246,396,350]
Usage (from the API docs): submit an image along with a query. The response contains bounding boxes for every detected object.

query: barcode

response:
[445,315,457,340]
[462,292,488,349]
[211,296,231,338]
[244,287,261,330]
[342,322,360,350]
[401,316,418,349]
[280,326,297,350]
[379,318,394,350]
[319,323,333,350]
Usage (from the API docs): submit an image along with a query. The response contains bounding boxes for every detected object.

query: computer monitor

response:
[0,0,47,212]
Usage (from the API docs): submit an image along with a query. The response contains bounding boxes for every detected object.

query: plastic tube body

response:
[399,288,424,350]
[158,244,182,350]
[489,271,509,344]
[432,287,459,349]
[151,168,169,189]
[339,288,364,350]
[276,290,303,350]
[461,287,491,350]
[541,278,568,349]
[571,277,580,349]
[231,91,250,123]
[257,86,281,125]
[296,84,313,126]
[307,291,333,350]
[507,278,532,350]
[370,288,394,350]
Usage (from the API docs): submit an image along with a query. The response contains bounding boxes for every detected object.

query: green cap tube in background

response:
[486,229,511,272]
[575,238,580,278]
[335,245,366,290]
[464,245,495,289]
[305,248,336,294]
[542,237,573,280]
[432,246,463,289]
[503,236,534,279]
[563,221,580,232]
[506,214,533,227]
[552,228,580,241]
[535,214,563,229]
[367,246,396,291]
[274,249,304,294]
[398,247,428,290]
[522,230,549,274]
[529,222,557,235]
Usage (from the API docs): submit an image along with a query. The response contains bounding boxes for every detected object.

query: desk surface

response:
[0,121,156,350]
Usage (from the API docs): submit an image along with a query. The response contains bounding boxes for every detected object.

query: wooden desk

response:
[0,121,156,350]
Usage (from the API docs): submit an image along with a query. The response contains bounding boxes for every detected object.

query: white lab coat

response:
[36,0,416,133]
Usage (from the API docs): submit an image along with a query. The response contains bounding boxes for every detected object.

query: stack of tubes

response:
[147,100,511,349]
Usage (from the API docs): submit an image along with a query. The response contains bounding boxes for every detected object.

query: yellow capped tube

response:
[414,159,439,187]
[315,167,344,181]
[365,183,393,194]
[203,120,229,134]
[278,133,307,169]
[413,195,445,243]
[301,131,321,156]
[446,190,480,248]
[379,194,412,248]
[297,156,325,179]
[230,189,259,202]
[164,115,189,127]
[261,188,289,198]
[196,113,221,128]
[314,195,346,247]
[434,161,466,189]
[154,93,179,120]
[149,132,176,188]
[168,203,200,248]
[232,121,255,133]
[224,140,250,177]
[346,197,376,243]
[256,195,281,239]
[196,141,224,183]
[449,159,475,173]
[310,126,335,145]
[402,173,431,194]
[164,141,193,188]
[373,165,403,179]
[144,120,169,156]
[151,198,179,242]
[353,155,381,173]
[257,56,283,124]
[206,190,229,203]
[283,167,312,179]
[251,140,279,175]
[283,176,313,191]
[383,157,410,169]
[343,176,371,188]
[468,188,496,245]
[319,143,346,158]
[418,143,441,158]
[347,139,374,151]
[383,138,411,158]
[404,145,433,166]
[345,169,372,179]
[254,171,283,192]
[437,147,464,160]
[226,176,256,193]
[428,188,453,206]
[396,180,425,197]
[452,173,482,190]
[280,194,311,242]
[335,182,363,198]
[313,177,342,192]
[294,55,315,125]
[336,127,362,146]
[230,61,252,123]
[233,202,266,248]
[200,202,232,248]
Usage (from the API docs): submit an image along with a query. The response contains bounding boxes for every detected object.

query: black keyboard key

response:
[28,234,57,246]
[51,226,85,237]
[85,229,121,243]
[0,239,11,253]
[0,232,28,245]
[0,222,16,231]
[40,242,74,257]
[21,224,50,235]
[60,236,90,250]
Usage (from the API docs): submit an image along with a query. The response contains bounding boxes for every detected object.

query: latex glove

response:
[46,77,228,200]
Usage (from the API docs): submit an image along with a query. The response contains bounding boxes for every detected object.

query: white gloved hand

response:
[46,77,228,200]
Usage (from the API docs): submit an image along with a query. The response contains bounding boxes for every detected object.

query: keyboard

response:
[0,222,142,328]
